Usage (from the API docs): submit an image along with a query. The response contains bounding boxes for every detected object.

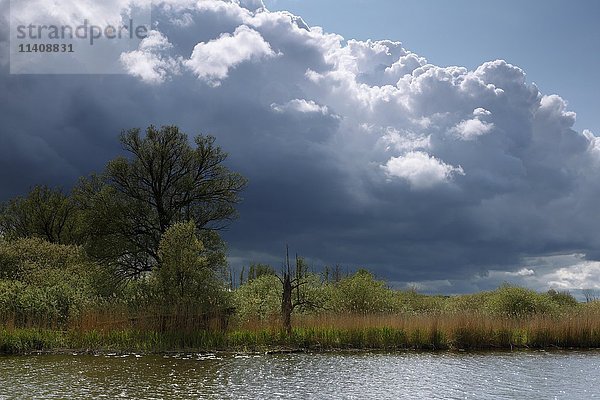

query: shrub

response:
[234,274,281,321]
[484,284,556,317]
[0,237,93,288]
[155,221,230,314]
[0,280,88,326]
[444,292,489,314]
[332,269,395,314]
[546,289,579,309]
[0,238,97,326]
[395,288,447,314]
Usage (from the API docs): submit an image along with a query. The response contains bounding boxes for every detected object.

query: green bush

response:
[155,221,230,314]
[395,288,447,314]
[484,284,556,317]
[444,292,490,313]
[0,238,97,326]
[545,289,579,309]
[234,274,281,321]
[0,280,89,326]
[0,237,95,288]
[332,269,395,314]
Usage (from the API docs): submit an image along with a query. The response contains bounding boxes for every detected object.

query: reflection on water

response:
[1,351,599,399]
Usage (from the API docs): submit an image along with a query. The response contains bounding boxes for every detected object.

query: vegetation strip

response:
[3,311,600,355]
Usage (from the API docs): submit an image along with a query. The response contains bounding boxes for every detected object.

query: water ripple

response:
[0,351,599,399]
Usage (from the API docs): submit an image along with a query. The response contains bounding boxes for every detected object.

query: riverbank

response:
[3,312,600,355]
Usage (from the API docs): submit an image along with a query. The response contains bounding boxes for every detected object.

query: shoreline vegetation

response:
[2,311,600,355]
[3,239,599,357]
[3,238,600,356]
[2,126,600,355]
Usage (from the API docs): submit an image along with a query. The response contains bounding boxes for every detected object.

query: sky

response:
[1,0,600,295]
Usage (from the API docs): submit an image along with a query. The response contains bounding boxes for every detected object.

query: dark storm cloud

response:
[1,0,600,292]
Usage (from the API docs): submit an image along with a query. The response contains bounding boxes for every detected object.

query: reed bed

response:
[2,308,600,354]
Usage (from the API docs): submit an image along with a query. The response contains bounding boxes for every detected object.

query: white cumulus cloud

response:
[120,30,181,84]
[452,118,494,140]
[271,99,329,115]
[185,25,275,86]
[383,151,465,189]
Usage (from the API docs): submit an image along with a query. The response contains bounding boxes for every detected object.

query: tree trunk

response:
[282,272,293,336]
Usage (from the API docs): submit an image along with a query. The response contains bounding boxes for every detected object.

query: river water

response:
[1,351,599,399]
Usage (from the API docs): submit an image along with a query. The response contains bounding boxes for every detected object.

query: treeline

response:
[235,267,584,321]
[0,231,590,331]
[2,237,600,353]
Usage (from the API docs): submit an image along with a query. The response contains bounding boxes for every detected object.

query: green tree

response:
[76,125,247,277]
[234,274,282,321]
[0,185,79,244]
[546,289,578,308]
[156,221,226,311]
[75,177,152,279]
[484,284,555,317]
[333,269,394,314]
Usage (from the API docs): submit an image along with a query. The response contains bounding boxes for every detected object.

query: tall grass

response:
[266,310,600,350]
[2,307,600,354]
